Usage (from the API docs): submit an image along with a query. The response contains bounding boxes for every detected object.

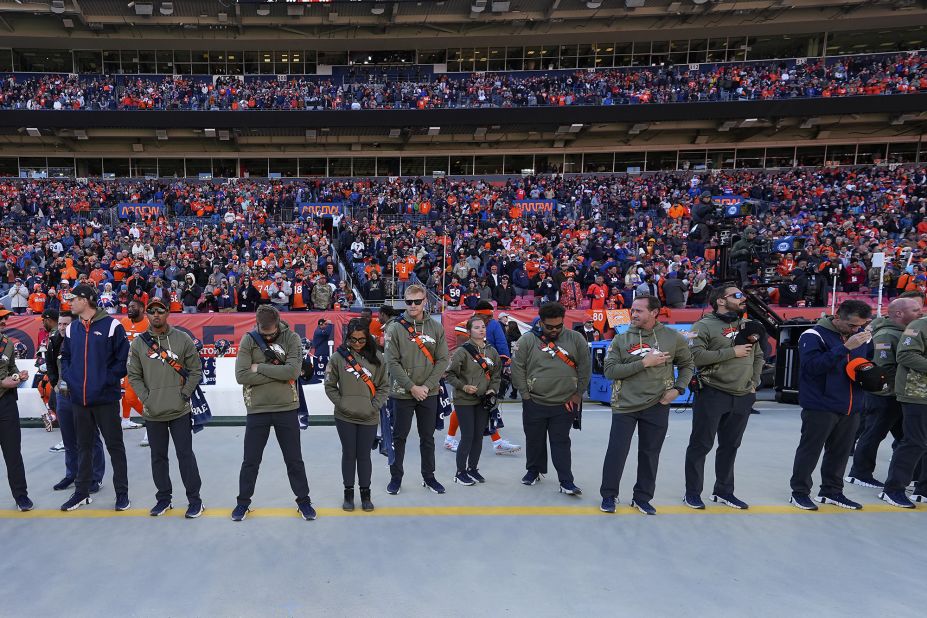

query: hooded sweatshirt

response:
[797,317,871,415]
[894,316,927,404]
[234,321,303,414]
[604,321,694,413]
[60,308,129,407]
[384,311,449,399]
[511,327,591,406]
[0,334,19,402]
[689,312,764,396]
[126,325,202,422]
[324,347,389,425]
[869,316,904,397]
[446,340,503,406]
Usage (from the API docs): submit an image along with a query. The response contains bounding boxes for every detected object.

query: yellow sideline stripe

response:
[0,503,922,519]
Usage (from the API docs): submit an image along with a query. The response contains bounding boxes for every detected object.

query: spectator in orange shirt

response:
[28,285,47,315]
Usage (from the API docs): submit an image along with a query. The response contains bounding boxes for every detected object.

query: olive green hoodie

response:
[235,321,303,414]
[446,341,503,406]
[383,312,449,399]
[689,313,763,396]
[511,328,591,406]
[127,325,202,422]
[0,335,18,401]
[604,321,694,413]
[869,316,903,397]
[894,316,927,404]
[324,348,389,425]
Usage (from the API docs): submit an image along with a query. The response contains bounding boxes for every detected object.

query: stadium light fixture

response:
[586,1,603,8]
[156,130,168,141]
[50,0,65,14]
[74,130,88,140]
[492,1,511,11]
[371,3,386,15]
[26,128,41,137]
[625,0,646,7]
[204,128,216,138]
[134,2,154,16]
[471,0,487,13]
[256,5,270,16]
[427,127,441,136]
[691,0,708,4]
[160,1,173,16]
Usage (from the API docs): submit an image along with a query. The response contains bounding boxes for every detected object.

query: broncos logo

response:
[147,349,180,362]
[345,364,373,381]
[626,343,655,357]
[414,334,437,345]
[722,326,739,339]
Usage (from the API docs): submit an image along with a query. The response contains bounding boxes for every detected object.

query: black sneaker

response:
[711,493,749,510]
[559,482,582,496]
[423,478,446,494]
[360,488,374,512]
[15,496,34,512]
[454,472,475,486]
[386,477,402,495]
[53,477,74,491]
[149,499,172,517]
[297,501,317,521]
[844,475,884,489]
[600,496,616,513]
[89,481,102,494]
[816,493,862,510]
[115,493,131,512]
[61,493,92,512]
[521,470,542,486]
[631,499,657,515]
[231,505,250,521]
[466,469,486,483]
[879,491,915,509]
[185,502,205,519]
[683,494,705,510]
[789,493,818,511]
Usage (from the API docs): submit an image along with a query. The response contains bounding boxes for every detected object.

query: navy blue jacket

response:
[61,310,129,407]
[798,318,872,415]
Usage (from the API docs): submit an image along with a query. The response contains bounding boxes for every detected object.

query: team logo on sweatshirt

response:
[412,334,437,345]
[626,343,655,357]
[345,364,373,381]
[147,349,179,362]
[722,326,739,339]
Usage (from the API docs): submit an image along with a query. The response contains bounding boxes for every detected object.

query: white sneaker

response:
[493,439,522,455]
[121,419,142,430]
[444,437,459,452]
[139,431,149,447]
[49,441,65,453]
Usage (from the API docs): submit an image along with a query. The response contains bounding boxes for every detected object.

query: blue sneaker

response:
[631,499,657,515]
[297,501,317,521]
[423,478,446,494]
[60,493,91,512]
[454,472,475,486]
[466,469,486,483]
[15,496,34,512]
[600,496,616,513]
[149,499,172,517]
[559,482,582,496]
[230,504,250,521]
[683,494,705,510]
[790,493,818,510]
[879,491,915,509]
[89,481,102,494]
[844,475,884,489]
[816,493,862,510]
[386,477,402,495]
[711,493,749,510]
[115,493,131,511]
[185,501,205,519]
[521,470,542,486]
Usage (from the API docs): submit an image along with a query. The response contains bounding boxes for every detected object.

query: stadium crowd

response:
[0,51,924,111]
[2,166,927,315]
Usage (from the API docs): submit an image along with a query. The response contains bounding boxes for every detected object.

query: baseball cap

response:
[60,279,70,286]
[146,298,168,312]
[498,312,510,319]
[41,309,60,321]
[0,308,12,319]
[71,284,98,303]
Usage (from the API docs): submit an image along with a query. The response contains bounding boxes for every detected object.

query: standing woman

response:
[445,315,502,486]
[324,318,388,512]
[237,275,260,312]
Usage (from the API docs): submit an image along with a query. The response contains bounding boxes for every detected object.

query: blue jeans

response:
[57,396,105,483]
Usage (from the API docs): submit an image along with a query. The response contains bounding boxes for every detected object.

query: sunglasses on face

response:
[724,292,745,300]
[542,321,564,331]
[404,298,425,306]
[348,336,367,344]
[146,308,167,315]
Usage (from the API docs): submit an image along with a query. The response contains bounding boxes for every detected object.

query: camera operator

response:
[730,227,758,286]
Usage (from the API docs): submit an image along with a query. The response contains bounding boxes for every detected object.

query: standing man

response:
[47,311,105,493]
[846,297,922,489]
[59,284,131,512]
[683,285,763,510]
[599,295,693,515]
[120,299,148,437]
[789,300,873,511]
[511,302,590,495]
[879,310,927,508]
[232,305,315,522]
[0,308,32,511]
[127,298,204,518]
[383,284,449,495]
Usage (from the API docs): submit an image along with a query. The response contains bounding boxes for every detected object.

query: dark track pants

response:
[523,399,574,484]
[684,387,753,496]
[600,404,669,503]
[335,419,377,488]
[74,401,128,496]
[147,414,202,503]
[389,396,438,481]
[0,392,27,500]
[790,409,859,497]
[237,410,310,507]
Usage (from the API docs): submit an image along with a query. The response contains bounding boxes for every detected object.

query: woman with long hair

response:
[324,318,388,512]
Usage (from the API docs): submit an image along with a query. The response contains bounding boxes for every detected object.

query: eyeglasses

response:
[348,337,367,344]
[542,321,564,331]
[146,308,167,315]
[404,298,425,306]
[724,292,745,300]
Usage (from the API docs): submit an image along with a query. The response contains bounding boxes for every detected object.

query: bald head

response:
[889,297,923,328]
